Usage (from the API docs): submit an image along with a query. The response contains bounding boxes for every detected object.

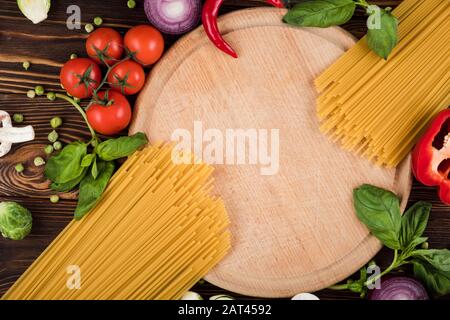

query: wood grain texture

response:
[0,0,448,300]
[130,8,412,297]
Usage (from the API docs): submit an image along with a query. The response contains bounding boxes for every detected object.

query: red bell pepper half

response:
[412,109,450,205]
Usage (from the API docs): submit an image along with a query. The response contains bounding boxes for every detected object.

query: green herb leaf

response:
[366,7,398,59]
[96,132,148,161]
[74,161,115,220]
[283,0,356,28]
[400,201,431,250]
[405,236,428,253]
[44,142,87,184]
[353,184,401,249]
[81,154,96,168]
[91,158,99,180]
[50,167,88,192]
[411,249,450,273]
[412,257,450,296]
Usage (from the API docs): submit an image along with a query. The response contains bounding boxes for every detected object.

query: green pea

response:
[127,0,136,9]
[15,163,25,173]
[44,145,54,155]
[50,195,60,203]
[35,85,44,96]
[34,157,46,167]
[53,141,63,151]
[27,90,36,99]
[22,61,30,70]
[47,92,56,101]
[13,114,24,123]
[50,116,62,129]
[48,130,59,143]
[85,23,94,33]
[94,17,103,26]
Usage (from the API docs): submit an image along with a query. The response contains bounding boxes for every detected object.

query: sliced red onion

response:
[144,0,201,35]
[369,276,429,300]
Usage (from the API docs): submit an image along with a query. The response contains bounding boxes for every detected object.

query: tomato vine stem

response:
[55,93,99,144]
[92,54,131,102]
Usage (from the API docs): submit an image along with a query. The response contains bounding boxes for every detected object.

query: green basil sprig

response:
[74,161,115,220]
[283,0,399,59]
[45,142,87,184]
[283,0,356,28]
[353,185,401,249]
[366,7,398,59]
[45,132,148,220]
[412,250,450,296]
[96,132,148,161]
[399,201,430,251]
[330,184,450,297]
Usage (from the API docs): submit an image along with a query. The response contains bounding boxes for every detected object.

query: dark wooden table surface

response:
[0,0,448,300]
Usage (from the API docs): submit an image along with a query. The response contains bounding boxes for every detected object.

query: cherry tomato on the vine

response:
[86,91,132,135]
[124,25,164,66]
[107,60,145,95]
[86,28,124,65]
[60,58,102,99]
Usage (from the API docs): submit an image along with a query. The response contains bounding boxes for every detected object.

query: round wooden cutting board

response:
[129,8,412,297]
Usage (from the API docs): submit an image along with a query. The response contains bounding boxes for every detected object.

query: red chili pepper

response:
[412,109,450,205]
[202,0,284,58]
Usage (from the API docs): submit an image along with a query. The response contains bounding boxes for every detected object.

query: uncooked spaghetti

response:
[2,144,230,300]
[315,0,450,167]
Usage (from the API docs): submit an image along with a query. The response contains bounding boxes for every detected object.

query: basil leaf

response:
[96,132,148,161]
[412,259,450,296]
[411,249,450,273]
[283,0,355,28]
[74,161,115,220]
[91,158,99,180]
[366,7,398,59]
[50,167,88,192]
[81,153,96,168]
[44,142,87,184]
[400,201,431,250]
[405,236,428,253]
[353,184,401,249]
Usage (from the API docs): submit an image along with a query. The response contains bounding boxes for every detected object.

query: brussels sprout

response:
[0,202,32,240]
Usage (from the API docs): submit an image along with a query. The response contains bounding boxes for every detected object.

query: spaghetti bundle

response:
[3,145,230,300]
[315,0,450,167]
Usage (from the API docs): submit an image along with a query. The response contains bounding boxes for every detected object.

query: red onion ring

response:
[144,0,201,35]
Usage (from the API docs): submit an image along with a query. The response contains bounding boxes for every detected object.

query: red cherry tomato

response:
[60,58,102,99]
[107,60,145,95]
[86,28,124,65]
[87,91,132,135]
[124,25,164,66]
